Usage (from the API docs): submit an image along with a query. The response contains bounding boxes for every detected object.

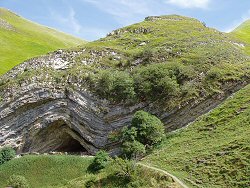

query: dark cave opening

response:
[54,134,88,153]
[24,120,90,155]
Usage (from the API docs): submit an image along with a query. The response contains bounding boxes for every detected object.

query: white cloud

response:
[49,7,81,34]
[49,6,107,40]
[81,0,159,25]
[165,0,210,9]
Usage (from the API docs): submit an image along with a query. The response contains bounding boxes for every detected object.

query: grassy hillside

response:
[0,155,92,187]
[231,20,250,55]
[0,155,177,188]
[0,7,86,75]
[143,84,250,187]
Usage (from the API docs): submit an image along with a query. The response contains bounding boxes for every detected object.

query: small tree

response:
[119,110,165,159]
[122,141,146,160]
[112,157,139,182]
[131,110,165,146]
[7,175,30,188]
[88,150,110,172]
[0,147,16,165]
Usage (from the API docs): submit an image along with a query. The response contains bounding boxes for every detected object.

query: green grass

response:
[0,155,92,187]
[0,155,176,188]
[143,84,250,187]
[231,20,250,55]
[0,8,86,75]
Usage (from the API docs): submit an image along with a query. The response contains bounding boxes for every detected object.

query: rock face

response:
[0,50,247,155]
[0,15,249,155]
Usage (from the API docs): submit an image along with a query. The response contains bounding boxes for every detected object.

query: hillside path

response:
[138,163,189,188]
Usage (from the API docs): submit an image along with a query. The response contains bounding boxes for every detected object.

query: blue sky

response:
[1,0,250,41]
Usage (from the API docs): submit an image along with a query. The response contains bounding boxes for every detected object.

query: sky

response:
[1,0,250,41]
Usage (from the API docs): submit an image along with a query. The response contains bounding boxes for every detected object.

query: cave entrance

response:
[25,120,90,155]
[54,133,88,154]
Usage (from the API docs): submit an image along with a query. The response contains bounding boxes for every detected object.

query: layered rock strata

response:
[0,51,247,154]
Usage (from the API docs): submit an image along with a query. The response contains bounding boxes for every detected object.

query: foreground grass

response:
[143,84,250,188]
[0,155,177,188]
[0,155,92,188]
[0,8,85,75]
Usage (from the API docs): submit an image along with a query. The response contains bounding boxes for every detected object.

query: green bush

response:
[112,157,139,182]
[0,147,16,165]
[133,63,180,100]
[93,70,136,102]
[122,141,146,159]
[85,176,98,188]
[131,110,165,146]
[118,110,165,159]
[88,150,110,172]
[7,175,30,188]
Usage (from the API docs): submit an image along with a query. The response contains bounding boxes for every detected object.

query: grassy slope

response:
[231,20,250,55]
[0,155,177,188]
[0,8,86,75]
[0,155,92,188]
[143,84,250,188]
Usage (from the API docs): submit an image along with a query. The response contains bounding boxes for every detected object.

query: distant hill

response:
[0,8,86,75]
[231,20,250,55]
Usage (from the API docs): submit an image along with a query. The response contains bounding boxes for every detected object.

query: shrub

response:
[112,157,139,182]
[85,176,98,188]
[119,110,165,159]
[133,63,180,100]
[0,147,16,165]
[120,126,138,141]
[122,141,146,159]
[88,150,110,172]
[131,110,165,146]
[7,175,30,188]
[94,70,136,102]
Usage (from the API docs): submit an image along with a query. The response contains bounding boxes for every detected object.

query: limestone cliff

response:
[0,15,249,154]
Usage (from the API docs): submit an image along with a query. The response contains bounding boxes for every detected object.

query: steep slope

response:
[0,15,249,155]
[231,19,250,55]
[0,8,86,75]
[143,84,250,187]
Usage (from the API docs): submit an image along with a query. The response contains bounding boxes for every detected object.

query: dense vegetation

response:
[7,175,30,188]
[0,146,16,165]
[113,110,165,159]
[0,8,86,75]
[143,84,250,187]
[0,155,177,188]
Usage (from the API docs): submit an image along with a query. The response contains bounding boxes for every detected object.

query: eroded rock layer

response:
[0,73,247,154]
[0,15,249,154]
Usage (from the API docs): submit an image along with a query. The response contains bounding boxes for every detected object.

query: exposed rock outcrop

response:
[0,15,249,155]
[0,49,248,155]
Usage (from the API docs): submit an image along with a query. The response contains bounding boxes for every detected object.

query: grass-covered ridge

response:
[143,84,250,187]
[231,19,250,55]
[0,7,86,75]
